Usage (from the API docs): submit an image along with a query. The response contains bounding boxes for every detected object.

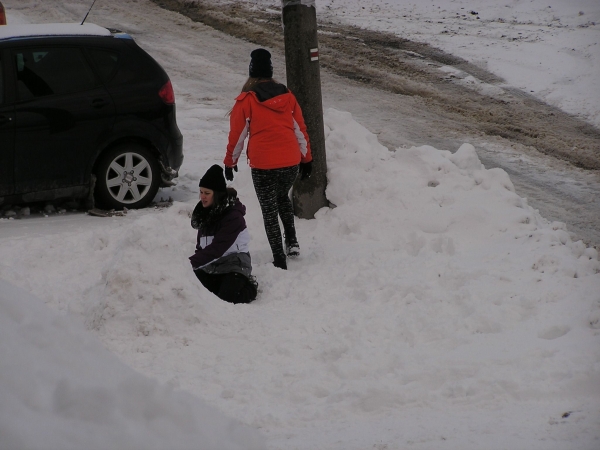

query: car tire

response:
[94,144,161,210]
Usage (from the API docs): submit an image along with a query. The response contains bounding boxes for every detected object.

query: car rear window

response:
[87,48,119,84]
[95,45,160,87]
[14,47,97,100]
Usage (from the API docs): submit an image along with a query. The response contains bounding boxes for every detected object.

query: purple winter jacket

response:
[189,198,252,275]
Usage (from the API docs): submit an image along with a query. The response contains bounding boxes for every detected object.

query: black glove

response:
[224,165,238,181]
[300,161,312,180]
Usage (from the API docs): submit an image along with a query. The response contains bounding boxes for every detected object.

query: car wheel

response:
[95,144,161,210]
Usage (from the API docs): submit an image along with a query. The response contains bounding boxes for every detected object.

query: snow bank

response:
[0,280,265,450]
[1,105,599,448]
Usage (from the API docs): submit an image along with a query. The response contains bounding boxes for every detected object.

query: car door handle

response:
[0,114,13,125]
[91,98,110,108]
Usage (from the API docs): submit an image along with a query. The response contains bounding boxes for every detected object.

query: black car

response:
[0,23,183,210]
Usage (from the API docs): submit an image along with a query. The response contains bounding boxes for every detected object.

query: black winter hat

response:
[199,164,227,192]
[249,48,273,78]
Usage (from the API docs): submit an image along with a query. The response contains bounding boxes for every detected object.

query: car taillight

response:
[0,3,7,25]
[158,80,175,105]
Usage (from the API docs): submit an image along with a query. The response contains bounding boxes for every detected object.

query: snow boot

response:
[247,275,259,300]
[286,241,300,258]
[284,234,300,258]
[273,254,287,270]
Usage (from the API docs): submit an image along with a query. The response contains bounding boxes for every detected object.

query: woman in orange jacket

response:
[224,49,312,270]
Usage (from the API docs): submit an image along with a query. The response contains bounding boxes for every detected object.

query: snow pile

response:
[1,108,599,449]
[0,280,265,450]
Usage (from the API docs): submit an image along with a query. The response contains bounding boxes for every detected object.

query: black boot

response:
[247,275,259,300]
[286,240,300,258]
[273,254,287,270]
[284,233,300,258]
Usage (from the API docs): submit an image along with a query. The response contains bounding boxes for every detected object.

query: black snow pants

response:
[195,270,257,304]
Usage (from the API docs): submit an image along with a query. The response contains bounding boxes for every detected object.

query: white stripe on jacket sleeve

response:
[193,228,251,270]
[292,118,308,158]
[231,119,250,165]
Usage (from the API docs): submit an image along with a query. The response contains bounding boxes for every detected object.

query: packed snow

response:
[1,1,600,449]
[0,281,265,450]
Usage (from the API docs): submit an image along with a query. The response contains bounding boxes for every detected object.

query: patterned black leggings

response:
[251,165,299,259]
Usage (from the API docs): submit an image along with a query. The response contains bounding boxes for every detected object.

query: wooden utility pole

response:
[282,0,328,219]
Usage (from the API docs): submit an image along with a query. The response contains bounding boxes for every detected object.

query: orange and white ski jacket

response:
[224,82,312,170]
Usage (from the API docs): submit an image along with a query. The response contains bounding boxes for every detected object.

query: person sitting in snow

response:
[189,164,258,304]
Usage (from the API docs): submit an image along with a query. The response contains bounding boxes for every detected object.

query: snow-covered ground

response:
[286,0,600,128]
[0,281,265,450]
[1,1,600,449]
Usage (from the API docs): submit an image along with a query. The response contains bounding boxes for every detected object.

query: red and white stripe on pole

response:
[310,48,319,61]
